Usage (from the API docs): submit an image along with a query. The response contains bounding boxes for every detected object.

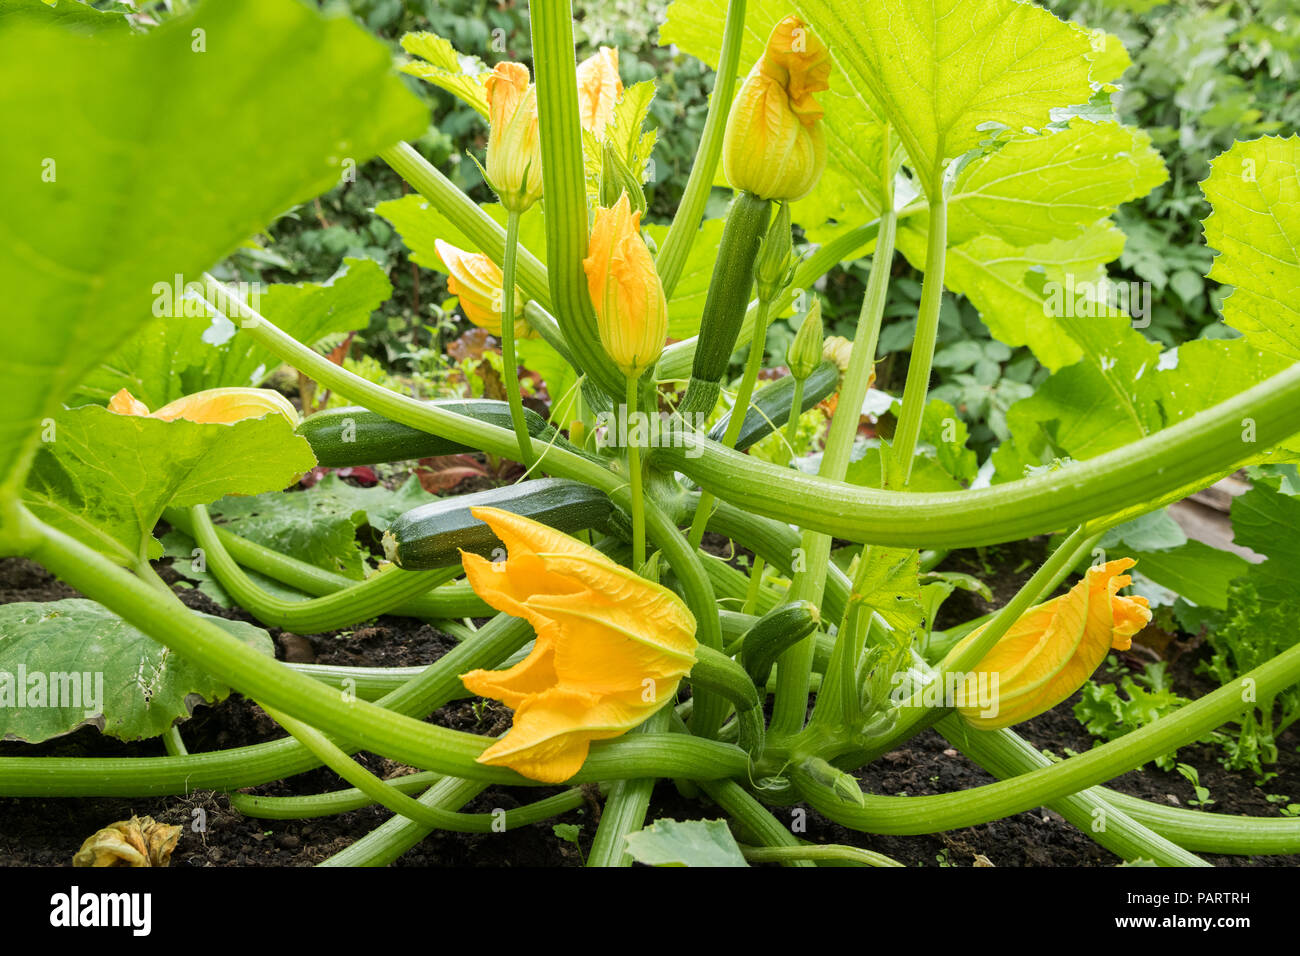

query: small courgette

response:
[383,477,613,569]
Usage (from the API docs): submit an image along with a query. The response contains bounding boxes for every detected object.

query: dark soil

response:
[0,534,1296,867]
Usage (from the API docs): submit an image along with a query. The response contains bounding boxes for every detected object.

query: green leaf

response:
[0,0,130,35]
[945,121,1167,248]
[23,406,313,568]
[1202,136,1300,361]
[846,447,963,492]
[209,473,435,580]
[1099,509,1187,553]
[400,31,490,118]
[0,599,273,743]
[643,218,724,339]
[0,0,425,526]
[377,195,548,273]
[901,220,1128,370]
[1123,541,1250,610]
[75,258,392,410]
[623,818,749,867]
[853,546,925,639]
[892,398,977,485]
[1228,481,1300,607]
[793,0,1095,194]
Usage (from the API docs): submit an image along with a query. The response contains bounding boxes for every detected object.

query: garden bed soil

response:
[0,539,1296,868]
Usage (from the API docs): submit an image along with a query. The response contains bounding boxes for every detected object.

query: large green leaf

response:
[74,258,392,410]
[23,405,314,568]
[945,121,1167,248]
[0,599,272,743]
[900,220,1128,370]
[400,31,490,118]
[792,0,1095,195]
[0,0,425,534]
[0,0,130,34]
[1202,136,1300,361]
[1228,481,1300,607]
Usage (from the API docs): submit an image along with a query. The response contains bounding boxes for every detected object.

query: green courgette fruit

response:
[739,600,821,687]
[678,191,772,416]
[298,400,565,467]
[383,477,613,569]
[707,359,841,451]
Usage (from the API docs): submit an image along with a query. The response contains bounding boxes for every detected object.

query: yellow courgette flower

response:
[484,61,543,213]
[583,192,668,377]
[108,387,298,427]
[458,507,697,783]
[950,558,1152,730]
[723,16,830,201]
[434,238,534,340]
[577,46,623,137]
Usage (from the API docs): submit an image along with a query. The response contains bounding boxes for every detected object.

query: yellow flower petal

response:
[108,388,151,417]
[722,16,830,201]
[434,239,532,339]
[577,46,623,137]
[583,192,667,376]
[457,506,698,782]
[107,387,297,427]
[953,558,1152,730]
[485,62,543,212]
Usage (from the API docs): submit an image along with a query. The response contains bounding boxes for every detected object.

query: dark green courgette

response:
[383,477,613,569]
[707,359,841,451]
[738,601,821,687]
[298,400,571,467]
[678,191,772,416]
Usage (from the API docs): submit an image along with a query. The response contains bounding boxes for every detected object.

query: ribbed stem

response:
[499,209,534,465]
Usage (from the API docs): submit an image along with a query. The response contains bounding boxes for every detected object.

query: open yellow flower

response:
[458,507,697,783]
[484,61,543,212]
[582,192,667,377]
[722,16,830,201]
[108,387,298,427]
[434,239,533,340]
[577,46,623,137]
[950,559,1152,730]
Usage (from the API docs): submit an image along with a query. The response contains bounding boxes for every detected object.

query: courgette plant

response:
[3,0,1300,868]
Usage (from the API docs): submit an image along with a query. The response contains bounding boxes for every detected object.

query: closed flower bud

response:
[950,559,1152,730]
[599,140,646,217]
[485,62,543,213]
[108,387,298,427]
[577,46,623,137]
[459,507,697,783]
[722,16,830,201]
[583,192,668,377]
[434,239,533,340]
[788,298,824,380]
[754,202,794,301]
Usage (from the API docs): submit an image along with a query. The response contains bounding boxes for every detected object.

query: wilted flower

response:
[951,558,1152,730]
[73,815,181,867]
[722,16,830,201]
[459,507,697,783]
[485,62,543,212]
[108,387,298,427]
[577,46,623,137]
[583,192,668,377]
[434,239,533,340]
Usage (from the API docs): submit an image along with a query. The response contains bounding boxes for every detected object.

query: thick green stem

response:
[500,209,533,466]
[20,509,745,787]
[695,776,815,868]
[319,778,486,866]
[529,0,624,399]
[891,195,947,486]
[626,376,645,568]
[781,376,805,465]
[937,716,1207,866]
[190,504,458,633]
[688,298,772,547]
[768,204,898,738]
[792,638,1300,834]
[739,844,904,867]
[655,0,746,297]
[163,506,490,618]
[587,708,670,868]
